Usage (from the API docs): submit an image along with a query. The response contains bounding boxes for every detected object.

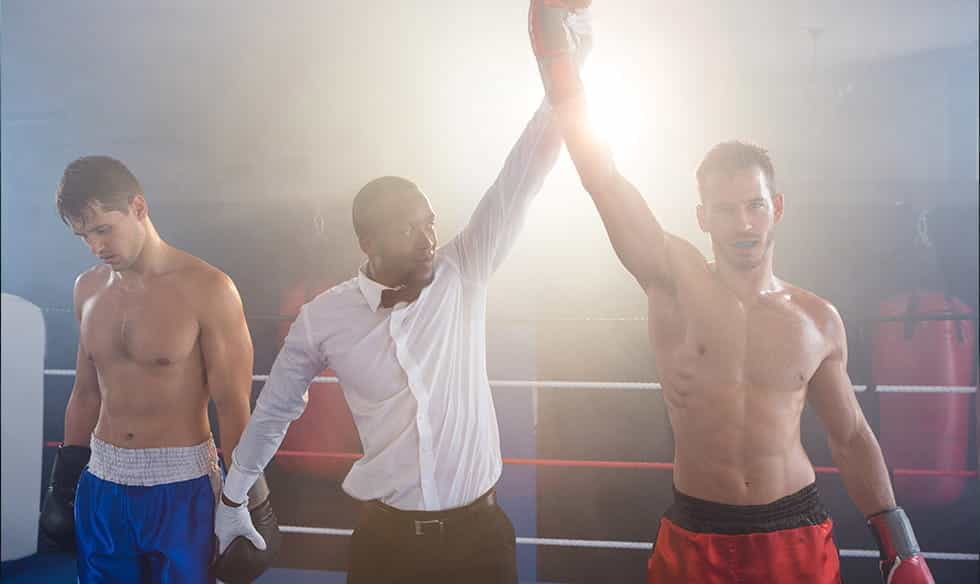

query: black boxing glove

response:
[39,444,91,550]
[214,474,281,583]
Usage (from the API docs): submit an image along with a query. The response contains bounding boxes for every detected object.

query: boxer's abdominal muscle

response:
[79,269,212,448]
[650,282,828,505]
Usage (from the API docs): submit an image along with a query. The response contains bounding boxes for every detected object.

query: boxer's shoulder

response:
[179,260,234,296]
[73,265,111,308]
[167,254,242,317]
[75,264,111,288]
[781,283,841,328]
[775,281,846,352]
[165,248,225,282]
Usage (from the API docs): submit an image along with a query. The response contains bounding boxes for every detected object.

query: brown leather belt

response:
[361,488,498,538]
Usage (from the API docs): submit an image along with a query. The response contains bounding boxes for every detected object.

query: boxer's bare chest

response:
[80,276,200,369]
[648,283,826,398]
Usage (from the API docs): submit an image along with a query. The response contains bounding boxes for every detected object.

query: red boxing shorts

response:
[648,483,841,584]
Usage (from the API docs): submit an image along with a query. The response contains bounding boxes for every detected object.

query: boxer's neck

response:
[714,247,779,301]
[119,219,169,279]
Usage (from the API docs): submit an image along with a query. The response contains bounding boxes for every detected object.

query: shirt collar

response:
[357,263,396,313]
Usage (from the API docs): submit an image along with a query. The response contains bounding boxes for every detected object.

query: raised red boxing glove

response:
[867,507,935,583]
[528,0,592,105]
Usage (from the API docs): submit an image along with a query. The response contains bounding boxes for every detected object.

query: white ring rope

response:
[42,369,976,393]
[875,384,977,394]
[277,525,978,561]
[39,368,979,561]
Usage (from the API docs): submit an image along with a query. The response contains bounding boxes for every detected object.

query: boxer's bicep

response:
[197,272,254,462]
[807,306,896,514]
[589,175,677,292]
[72,342,99,397]
[66,280,100,443]
[69,271,100,402]
[64,343,100,445]
[807,308,866,449]
[553,99,676,291]
[808,353,864,450]
[199,273,253,406]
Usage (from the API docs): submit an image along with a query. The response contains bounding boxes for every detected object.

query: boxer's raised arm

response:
[530,2,674,292]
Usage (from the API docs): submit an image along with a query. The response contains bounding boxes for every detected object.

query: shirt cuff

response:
[222,462,258,504]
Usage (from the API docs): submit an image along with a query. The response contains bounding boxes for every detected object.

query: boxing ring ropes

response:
[40,370,979,564]
[35,304,979,563]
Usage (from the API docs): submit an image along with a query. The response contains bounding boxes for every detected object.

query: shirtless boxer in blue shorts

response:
[41,156,278,583]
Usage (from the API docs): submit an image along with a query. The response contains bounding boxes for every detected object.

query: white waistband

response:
[88,435,220,487]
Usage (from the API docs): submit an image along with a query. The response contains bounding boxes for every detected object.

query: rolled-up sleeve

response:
[224,305,326,501]
[452,101,562,282]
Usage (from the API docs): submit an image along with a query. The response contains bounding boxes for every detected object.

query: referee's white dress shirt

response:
[225,102,561,511]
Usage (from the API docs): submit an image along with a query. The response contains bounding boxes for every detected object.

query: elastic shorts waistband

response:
[88,435,219,487]
[666,483,830,535]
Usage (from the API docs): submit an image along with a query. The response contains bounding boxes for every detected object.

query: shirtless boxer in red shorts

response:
[529,3,935,582]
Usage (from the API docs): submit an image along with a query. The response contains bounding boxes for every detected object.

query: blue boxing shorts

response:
[75,435,222,584]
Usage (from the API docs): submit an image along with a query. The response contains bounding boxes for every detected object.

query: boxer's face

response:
[696,167,783,271]
[70,196,148,272]
[363,190,438,287]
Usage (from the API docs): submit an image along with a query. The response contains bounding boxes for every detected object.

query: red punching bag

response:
[274,277,362,480]
[872,290,976,506]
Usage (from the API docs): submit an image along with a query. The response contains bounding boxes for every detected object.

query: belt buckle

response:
[414,518,445,537]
